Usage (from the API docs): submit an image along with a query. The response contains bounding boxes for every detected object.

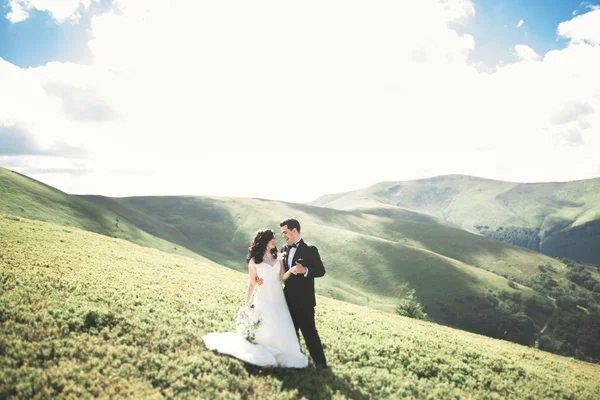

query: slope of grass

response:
[84,195,559,323]
[1,215,599,399]
[309,174,600,264]
[0,166,563,326]
[0,167,203,261]
[80,195,243,268]
[542,219,600,262]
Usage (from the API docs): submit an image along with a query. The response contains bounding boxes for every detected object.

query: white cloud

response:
[6,0,29,23]
[514,44,541,61]
[1,2,600,202]
[6,0,93,24]
[550,101,594,125]
[517,19,524,28]
[557,8,600,45]
[43,81,121,121]
[440,0,476,23]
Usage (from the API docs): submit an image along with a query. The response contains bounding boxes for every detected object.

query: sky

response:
[1,0,600,203]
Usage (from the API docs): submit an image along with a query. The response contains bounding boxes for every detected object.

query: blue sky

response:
[459,0,599,67]
[1,0,597,69]
[0,0,111,67]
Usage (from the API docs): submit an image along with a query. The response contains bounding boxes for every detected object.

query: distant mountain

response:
[310,174,600,264]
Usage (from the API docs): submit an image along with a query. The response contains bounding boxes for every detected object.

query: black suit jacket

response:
[283,239,326,308]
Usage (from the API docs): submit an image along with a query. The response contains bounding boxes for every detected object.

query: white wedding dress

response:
[202,259,308,368]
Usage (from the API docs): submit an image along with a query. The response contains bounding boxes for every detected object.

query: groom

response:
[271,218,328,367]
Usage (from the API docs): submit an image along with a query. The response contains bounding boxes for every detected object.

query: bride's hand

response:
[289,266,299,275]
[294,262,306,274]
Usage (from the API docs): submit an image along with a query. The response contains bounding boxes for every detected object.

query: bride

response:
[202,228,309,368]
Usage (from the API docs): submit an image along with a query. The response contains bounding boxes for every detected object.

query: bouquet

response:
[236,305,262,343]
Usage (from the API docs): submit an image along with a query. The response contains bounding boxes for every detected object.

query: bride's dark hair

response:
[247,228,278,264]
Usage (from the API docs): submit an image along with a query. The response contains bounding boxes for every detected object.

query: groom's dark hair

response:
[280,218,301,233]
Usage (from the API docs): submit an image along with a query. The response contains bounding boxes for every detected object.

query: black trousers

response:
[288,303,327,367]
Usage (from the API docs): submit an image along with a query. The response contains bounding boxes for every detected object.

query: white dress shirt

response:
[287,238,309,277]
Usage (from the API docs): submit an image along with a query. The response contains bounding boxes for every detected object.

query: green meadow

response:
[2,215,600,399]
[1,167,561,321]
[4,166,600,361]
[0,168,202,262]
[83,194,559,319]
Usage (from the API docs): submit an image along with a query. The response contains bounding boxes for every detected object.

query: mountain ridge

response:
[309,174,600,264]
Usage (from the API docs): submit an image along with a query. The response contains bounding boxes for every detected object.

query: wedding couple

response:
[203,218,327,368]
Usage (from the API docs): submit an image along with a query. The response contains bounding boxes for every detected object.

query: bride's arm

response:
[280,259,293,281]
[246,261,258,307]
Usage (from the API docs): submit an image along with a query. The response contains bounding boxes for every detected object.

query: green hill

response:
[0,166,559,319]
[2,215,599,399]
[82,195,561,324]
[3,166,600,360]
[0,167,203,261]
[310,174,600,264]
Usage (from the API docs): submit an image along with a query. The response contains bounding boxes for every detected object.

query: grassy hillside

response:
[2,215,599,399]
[310,174,600,264]
[0,166,572,339]
[0,167,202,261]
[83,194,561,324]
[6,166,598,355]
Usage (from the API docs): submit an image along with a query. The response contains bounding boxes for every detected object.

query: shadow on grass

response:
[244,364,367,400]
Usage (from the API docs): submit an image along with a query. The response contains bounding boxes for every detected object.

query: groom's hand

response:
[255,277,264,285]
[293,262,307,274]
